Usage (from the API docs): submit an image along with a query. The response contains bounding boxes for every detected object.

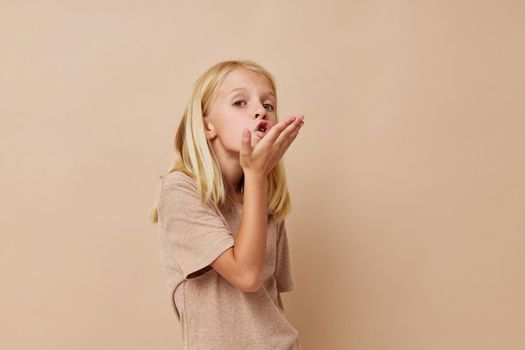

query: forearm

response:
[234,172,268,288]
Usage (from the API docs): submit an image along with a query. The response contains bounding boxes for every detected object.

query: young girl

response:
[149,60,305,350]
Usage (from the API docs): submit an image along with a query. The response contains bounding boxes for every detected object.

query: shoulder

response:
[162,170,197,189]
[157,170,201,208]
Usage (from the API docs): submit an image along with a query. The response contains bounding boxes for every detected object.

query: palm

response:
[239,115,304,175]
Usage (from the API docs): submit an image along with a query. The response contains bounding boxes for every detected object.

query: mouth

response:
[253,121,271,138]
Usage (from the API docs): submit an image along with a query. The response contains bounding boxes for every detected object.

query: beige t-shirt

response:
[155,170,301,350]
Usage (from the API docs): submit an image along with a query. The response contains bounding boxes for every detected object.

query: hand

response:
[239,115,305,177]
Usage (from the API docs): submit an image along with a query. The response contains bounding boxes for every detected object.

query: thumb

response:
[240,129,252,156]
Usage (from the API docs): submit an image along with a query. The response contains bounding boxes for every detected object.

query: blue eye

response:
[234,100,274,111]
[263,103,274,111]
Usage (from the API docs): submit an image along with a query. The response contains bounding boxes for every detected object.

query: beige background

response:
[1,1,524,349]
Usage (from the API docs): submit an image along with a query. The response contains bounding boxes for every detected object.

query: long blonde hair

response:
[148,59,292,224]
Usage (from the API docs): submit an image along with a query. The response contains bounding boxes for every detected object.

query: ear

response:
[203,116,216,140]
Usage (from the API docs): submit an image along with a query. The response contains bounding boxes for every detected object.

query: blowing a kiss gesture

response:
[239,115,305,178]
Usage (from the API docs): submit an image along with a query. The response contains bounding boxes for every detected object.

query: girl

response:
[149,60,305,350]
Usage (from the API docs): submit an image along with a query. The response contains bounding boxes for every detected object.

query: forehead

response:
[219,67,275,97]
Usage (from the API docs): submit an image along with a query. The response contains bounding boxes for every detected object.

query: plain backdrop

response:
[1,1,524,349]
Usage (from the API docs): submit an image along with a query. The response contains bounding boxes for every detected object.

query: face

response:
[204,67,278,154]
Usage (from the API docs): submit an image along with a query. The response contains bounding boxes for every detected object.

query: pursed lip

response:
[253,120,272,133]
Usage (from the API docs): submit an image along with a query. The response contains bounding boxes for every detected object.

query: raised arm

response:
[211,173,268,292]
[211,115,304,293]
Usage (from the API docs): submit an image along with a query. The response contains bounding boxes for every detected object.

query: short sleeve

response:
[157,173,235,280]
[274,221,296,293]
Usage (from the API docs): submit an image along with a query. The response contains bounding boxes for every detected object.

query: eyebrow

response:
[229,87,276,98]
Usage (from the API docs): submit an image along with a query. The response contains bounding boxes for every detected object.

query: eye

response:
[233,100,246,107]
[263,103,275,111]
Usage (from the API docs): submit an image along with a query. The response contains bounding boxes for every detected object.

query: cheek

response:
[216,122,247,150]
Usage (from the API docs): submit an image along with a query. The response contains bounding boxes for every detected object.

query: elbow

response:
[240,272,263,293]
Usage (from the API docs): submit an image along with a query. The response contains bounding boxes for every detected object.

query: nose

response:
[254,104,267,120]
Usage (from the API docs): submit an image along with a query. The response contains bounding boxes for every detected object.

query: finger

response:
[257,115,298,147]
[279,122,303,153]
[240,128,252,157]
[253,115,304,153]
[272,119,304,161]
[273,115,304,149]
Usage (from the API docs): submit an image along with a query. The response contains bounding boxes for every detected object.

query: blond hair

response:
[148,59,292,224]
